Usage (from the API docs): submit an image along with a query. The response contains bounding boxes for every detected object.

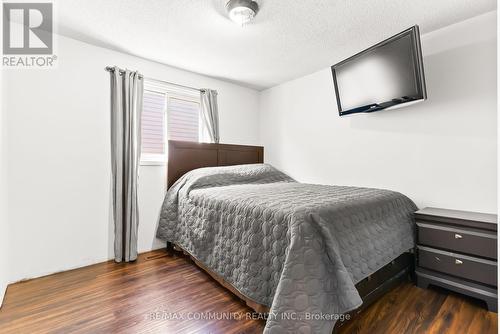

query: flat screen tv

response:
[331,26,427,116]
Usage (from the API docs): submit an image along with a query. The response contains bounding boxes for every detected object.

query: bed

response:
[157,140,417,334]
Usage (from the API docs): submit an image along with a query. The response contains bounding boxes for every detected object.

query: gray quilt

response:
[157,164,417,334]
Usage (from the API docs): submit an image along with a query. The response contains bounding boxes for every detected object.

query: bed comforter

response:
[156,164,417,333]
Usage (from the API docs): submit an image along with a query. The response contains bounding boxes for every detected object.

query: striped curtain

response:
[200,89,220,143]
[109,66,143,263]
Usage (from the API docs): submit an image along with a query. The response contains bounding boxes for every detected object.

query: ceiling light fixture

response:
[226,0,259,26]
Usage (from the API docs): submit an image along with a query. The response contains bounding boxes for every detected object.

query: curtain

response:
[109,66,143,263]
[200,89,220,143]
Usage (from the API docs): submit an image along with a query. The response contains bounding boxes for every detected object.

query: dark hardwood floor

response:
[0,249,497,334]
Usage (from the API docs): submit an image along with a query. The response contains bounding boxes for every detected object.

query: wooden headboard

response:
[167,140,264,188]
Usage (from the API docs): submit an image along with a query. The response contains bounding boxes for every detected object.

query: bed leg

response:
[166,241,173,252]
[408,259,416,283]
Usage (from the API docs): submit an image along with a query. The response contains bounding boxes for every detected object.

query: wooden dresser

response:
[415,207,498,312]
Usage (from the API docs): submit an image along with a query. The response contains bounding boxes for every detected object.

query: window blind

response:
[140,81,201,163]
[167,97,200,142]
[141,90,165,155]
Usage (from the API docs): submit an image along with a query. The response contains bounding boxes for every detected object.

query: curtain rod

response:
[105,66,202,92]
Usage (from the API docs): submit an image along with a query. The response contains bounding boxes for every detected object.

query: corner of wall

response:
[0,57,10,308]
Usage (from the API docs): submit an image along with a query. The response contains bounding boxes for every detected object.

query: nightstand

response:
[415,207,498,312]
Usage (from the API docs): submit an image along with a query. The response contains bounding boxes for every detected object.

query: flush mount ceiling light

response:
[226,0,259,26]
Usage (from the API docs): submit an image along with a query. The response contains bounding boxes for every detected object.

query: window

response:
[141,90,166,157]
[140,79,201,165]
[167,95,199,142]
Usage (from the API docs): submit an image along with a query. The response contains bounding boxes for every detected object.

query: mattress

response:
[156,164,417,333]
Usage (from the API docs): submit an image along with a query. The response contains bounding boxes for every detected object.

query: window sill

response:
[140,160,165,166]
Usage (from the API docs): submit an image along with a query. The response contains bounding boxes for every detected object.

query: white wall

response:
[260,11,497,214]
[0,63,9,306]
[0,0,8,300]
[4,35,260,282]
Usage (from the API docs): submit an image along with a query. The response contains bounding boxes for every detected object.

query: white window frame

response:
[140,79,201,166]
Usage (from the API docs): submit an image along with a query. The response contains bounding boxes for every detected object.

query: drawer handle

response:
[454,234,463,239]
[455,259,463,265]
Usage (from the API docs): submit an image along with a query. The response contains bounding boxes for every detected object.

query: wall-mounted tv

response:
[331,26,427,116]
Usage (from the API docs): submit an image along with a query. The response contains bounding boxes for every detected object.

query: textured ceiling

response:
[57,0,496,90]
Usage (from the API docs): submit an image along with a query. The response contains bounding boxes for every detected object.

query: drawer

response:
[418,246,497,286]
[417,222,497,259]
